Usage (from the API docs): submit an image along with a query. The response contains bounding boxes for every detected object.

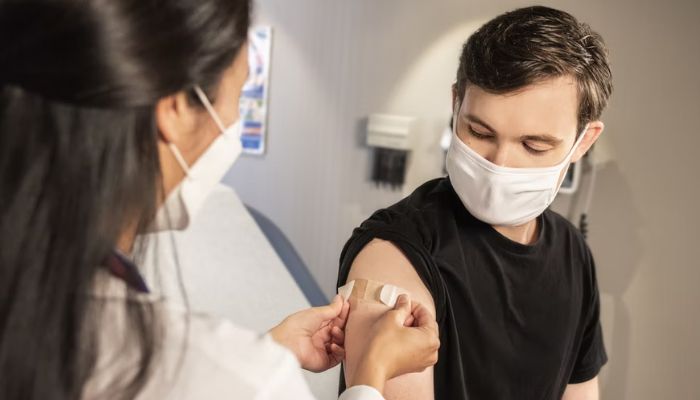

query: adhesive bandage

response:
[337,279,409,308]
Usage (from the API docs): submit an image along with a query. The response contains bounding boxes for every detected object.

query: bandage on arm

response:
[341,239,436,400]
[338,279,410,308]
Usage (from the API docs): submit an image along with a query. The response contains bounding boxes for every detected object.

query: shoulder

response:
[385,177,457,224]
[338,179,455,312]
[542,209,598,289]
[348,178,456,248]
[347,238,436,313]
[543,209,592,260]
[543,208,584,238]
[393,177,456,212]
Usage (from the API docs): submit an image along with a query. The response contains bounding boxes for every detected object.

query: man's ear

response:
[155,92,197,146]
[571,120,605,163]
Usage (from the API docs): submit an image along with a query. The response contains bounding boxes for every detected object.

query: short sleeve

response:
[336,208,448,396]
[336,208,447,323]
[569,249,608,383]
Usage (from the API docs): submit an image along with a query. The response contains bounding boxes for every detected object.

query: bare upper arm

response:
[562,376,599,400]
[343,239,436,400]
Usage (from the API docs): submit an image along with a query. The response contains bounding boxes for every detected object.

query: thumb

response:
[313,294,344,321]
[391,294,411,323]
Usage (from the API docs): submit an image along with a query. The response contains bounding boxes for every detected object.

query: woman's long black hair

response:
[0,0,250,398]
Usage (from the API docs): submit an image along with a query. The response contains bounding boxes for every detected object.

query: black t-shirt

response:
[337,177,607,400]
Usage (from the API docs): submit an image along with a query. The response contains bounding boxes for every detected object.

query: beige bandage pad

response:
[337,279,409,308]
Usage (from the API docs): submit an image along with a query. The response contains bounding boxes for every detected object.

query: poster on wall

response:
[240,26,272,155]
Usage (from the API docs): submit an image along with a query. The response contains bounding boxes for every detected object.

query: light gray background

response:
[223,1,700,398]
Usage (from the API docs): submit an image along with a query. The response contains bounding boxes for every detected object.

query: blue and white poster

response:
[240,26,272,155]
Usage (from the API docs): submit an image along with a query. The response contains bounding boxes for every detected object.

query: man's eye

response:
[523,142,550,154]
[467,126,493,140]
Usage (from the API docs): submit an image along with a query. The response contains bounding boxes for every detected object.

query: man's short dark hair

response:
[456,6,613,132]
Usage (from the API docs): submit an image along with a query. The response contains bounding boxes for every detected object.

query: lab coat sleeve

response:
[339,385,385,400]
[256,333,384,400]
[255,339,318,399]
[88,273,385,400]
[255,338,385,400]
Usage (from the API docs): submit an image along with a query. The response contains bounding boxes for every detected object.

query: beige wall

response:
[225,0,700,398]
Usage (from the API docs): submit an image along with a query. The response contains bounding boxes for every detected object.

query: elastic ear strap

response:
[168,142,191,176]
[567,124,590,161]
[193,85,226,132]
[338,279,409,307]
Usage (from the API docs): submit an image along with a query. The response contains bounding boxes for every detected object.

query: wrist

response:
[269,323,292,354]
[268,323,284,345]
[269,322,308,369]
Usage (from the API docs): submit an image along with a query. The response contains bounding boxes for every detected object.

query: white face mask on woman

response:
[151,85,242,231]
[445,102,587,227]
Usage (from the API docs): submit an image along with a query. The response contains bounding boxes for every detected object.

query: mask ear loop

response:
[562,124,591,165]
[168,143,191,178]
[165,85,224,178]
[193,85,227,132]
[550,124,591,200]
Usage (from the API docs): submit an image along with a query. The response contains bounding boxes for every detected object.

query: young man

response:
[337,6,612,400]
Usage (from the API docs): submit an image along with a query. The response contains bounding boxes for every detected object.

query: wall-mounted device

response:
[440,117,453,175]
[559,161,583,195]
[366,114,415,189]
[569,134,615,239]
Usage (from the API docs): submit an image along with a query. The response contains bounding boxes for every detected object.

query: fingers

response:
[331,325,345,346]
[329,342,345,364]
[390,294,412,323]
[401,297,417,326]
[333,298,350,330]
[323,331,346,367]
[410,303,440,363]
[411,302,439,334]
[395,293,411,309]
[329,294,344,313]
[313,294,345,323]
[388,294,421,327]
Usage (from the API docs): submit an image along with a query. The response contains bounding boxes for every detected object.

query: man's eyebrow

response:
[466,113,563,144]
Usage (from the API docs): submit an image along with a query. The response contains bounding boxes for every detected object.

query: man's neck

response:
[492,218,539,245]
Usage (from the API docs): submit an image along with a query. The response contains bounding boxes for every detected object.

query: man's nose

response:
[485,145,512,167]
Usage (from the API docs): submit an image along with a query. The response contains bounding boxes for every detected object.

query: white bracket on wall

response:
[366,114,416,188]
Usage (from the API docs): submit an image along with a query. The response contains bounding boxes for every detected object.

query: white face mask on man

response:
[150,85,242,231]
[445,102,587,227]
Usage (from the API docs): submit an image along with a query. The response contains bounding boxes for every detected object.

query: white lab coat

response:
[83,272,383,400]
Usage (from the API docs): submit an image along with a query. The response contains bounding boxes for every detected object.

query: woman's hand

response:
[269,294,350,372]
[349,294,440,393]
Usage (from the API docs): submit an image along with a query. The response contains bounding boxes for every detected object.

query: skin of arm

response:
[562,377,599,400]
[343,239,437,400]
